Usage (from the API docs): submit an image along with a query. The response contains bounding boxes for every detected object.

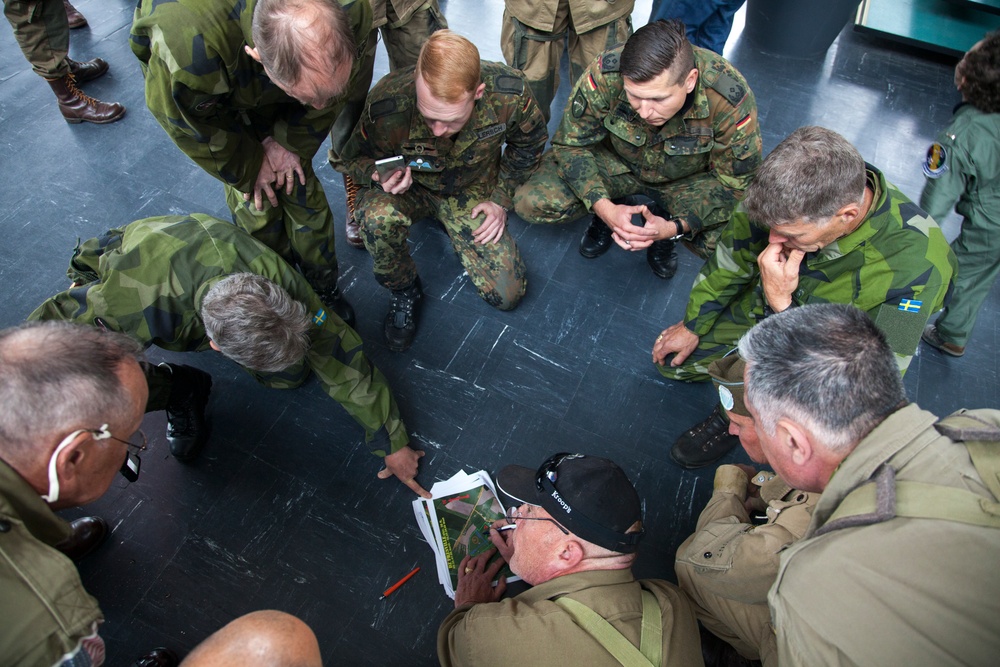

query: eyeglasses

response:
[88,425,146,483]
[504,504,569,535]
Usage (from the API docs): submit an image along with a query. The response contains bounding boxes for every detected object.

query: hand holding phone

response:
[375,155,405,182]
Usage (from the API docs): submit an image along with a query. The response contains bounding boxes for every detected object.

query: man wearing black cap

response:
[437,453,704,666]
[673,353,816,666]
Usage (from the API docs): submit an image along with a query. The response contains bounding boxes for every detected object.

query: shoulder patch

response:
[493,75,524,95]
[923,143,949,179]
[368,98,399,121]
[709,72,746,107]
[600,52,620,73]
[572,89,588,118]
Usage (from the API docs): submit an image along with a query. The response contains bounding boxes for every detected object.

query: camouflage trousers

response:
[3,0,69,79]
[224,161,339,292]
[514,151,721,259]
[328,0,447,170]
[502,7,631,123]
[357,185,526,310]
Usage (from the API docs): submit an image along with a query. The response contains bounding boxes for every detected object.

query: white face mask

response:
[41,424,111,503]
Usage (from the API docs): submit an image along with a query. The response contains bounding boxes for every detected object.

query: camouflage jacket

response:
[372,0,430,29]
[551,45,761,233]
[130,0,372,193]
[342,61,548,209]
[504,0,634,34]
[684,166,957,370]
[27,215,408,456]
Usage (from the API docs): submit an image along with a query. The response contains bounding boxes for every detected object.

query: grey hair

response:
[201,273,311,373]
[0,321,145,461]
[252,0,355,88]
[738,304,905,453]
[743,126,867,227]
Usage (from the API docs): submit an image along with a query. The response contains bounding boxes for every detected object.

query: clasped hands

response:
[592,198,684,252]
[246,137,306,210]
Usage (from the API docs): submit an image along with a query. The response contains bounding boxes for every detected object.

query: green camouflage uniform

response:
[919,103,1000,347]
[328,0,447,171]
[0,461,104,667]
[501,0,634,122]
[515,45,762,258]
[129,0,372,293]
[342,62,548,309]
[27,214,409,457]
[3,0,71,79]
[663,166,957,381]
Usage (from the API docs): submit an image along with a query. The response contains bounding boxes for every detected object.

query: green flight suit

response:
[769,404,1000,666]
[515,45,762,258]
[438,569,704,667]
[675,465,817,666]
[662,166,957,381]
[0,461,104,667]
[3,0,70,79]
[342,62,548,309]
[27,214,409,457]
[501,0,634,122]
[129,0,372,293]
[919,103,1000,347]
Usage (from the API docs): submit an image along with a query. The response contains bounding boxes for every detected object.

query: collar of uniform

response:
[513,568,636,605]
[815,165,886,260]
[0,458,73,547]
[408,89,500,154]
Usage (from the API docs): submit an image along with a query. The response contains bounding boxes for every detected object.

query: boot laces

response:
[65,74,99,107]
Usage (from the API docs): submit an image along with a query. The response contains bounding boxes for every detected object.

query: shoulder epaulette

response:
[368,97,402,121]
[492,74,524,96]
[600,51,621,74]
[708,71,746,107]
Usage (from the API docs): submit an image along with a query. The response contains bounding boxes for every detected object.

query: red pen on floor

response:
[380,566,420,600]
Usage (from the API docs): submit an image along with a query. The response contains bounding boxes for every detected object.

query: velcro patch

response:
[312,309,327,326]
[477,123,507,140]
[923,142,948,179]
[572,89,588,118]
[600,52,620,73]
[368,98,398,120]
[493,75,524,95]
[710,72,746,106]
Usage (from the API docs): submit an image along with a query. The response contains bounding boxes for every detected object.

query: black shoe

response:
[55,516,108,562]
[133,647,179,667]
[316,284,356,329]
[647,238,678,279]
[162,364,212,462]
[579,215,613,258]
[384,278,423,352]
[671,406,740,469]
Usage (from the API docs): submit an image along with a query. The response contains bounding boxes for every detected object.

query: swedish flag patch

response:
[313,308,327,326]
[898,299,922,313]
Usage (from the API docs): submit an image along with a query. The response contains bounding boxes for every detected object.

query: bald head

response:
[181,611,321,667]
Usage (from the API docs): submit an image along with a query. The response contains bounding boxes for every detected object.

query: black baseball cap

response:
[496,453,644,553]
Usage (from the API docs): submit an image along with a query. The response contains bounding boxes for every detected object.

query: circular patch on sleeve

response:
[718,385,734,411]
[922,142,949,178]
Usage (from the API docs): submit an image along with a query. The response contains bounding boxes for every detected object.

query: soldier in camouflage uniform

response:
[514,19,761,280]
[329,0,449,249]
[130,0,372,324]
[501,0,634,122]
[342,30,548,352]
[656,127,956,469]
[27,214,430,497]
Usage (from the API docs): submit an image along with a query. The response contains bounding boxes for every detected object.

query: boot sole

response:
[63,108,127,125]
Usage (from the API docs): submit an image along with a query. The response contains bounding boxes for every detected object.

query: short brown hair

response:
[957,30,1000,113]
[416,30,481,102]
[621,19,694,86]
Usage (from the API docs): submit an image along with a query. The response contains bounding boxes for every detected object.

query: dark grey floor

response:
[1,1,997,665]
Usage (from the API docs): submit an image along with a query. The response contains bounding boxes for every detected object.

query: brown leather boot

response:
[64,0,87,29]
[66,57,109,84]
[343,173,365,249]
[46,75,126,124]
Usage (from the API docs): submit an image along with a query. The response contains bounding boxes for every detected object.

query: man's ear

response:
[778,418,814,467]
[473,82,486,101]
[209,340,222,353]
[555,539,587,571]
[683,68,699,94]
[245,45,261,63]
[53,432,92,490]
[835,200,862,228]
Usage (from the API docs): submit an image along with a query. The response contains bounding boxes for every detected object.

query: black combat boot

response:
[384,278,423,352]
[579,215,614,258]
[315,284,356,329]
[671,406,741,468]
[647,238,679,279]
[161,364,212,462]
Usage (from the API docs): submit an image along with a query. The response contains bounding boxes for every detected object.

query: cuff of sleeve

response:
[714,465,749,499]
[368,426,407,457]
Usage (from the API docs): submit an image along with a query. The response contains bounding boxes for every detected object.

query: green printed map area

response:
[434,485,511,589]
